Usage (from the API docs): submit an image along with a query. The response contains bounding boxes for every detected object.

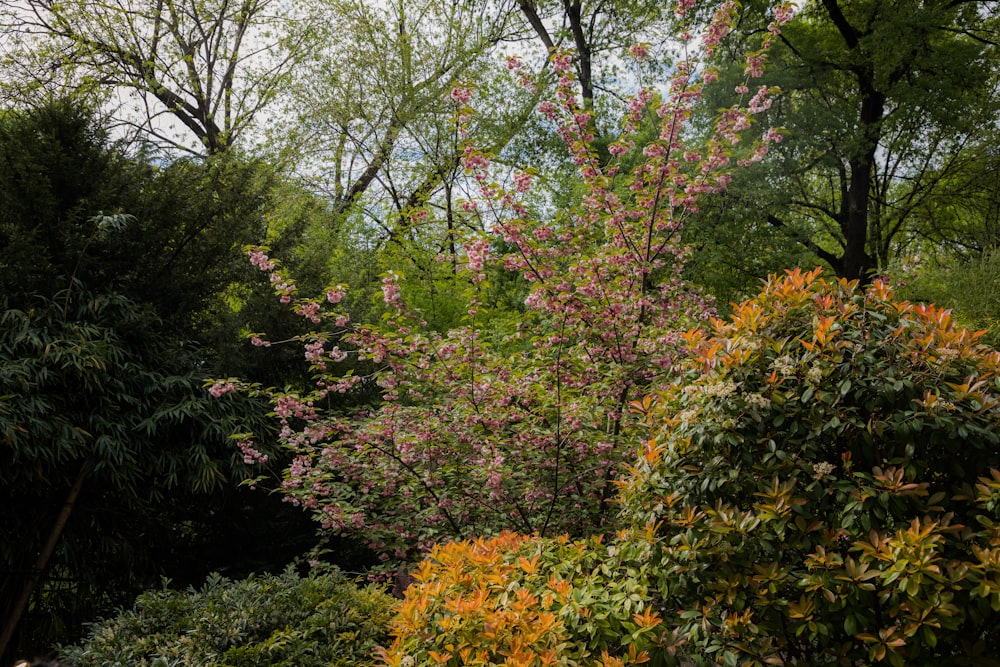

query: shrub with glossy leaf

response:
[382,531,664,667]
[59,567,393,667]
[617,267,1000,665]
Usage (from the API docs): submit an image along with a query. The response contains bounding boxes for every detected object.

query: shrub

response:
[617,267,1000,665]
[382,531,662,667]
[59,567,394,667]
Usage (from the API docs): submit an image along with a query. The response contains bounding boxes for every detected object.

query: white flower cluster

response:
[935,347,959,364]
[771,355,796,377]
[703,381,738,399]
[745,392,770,409]
[806,365,824,385]
[676,407,699,424]
[812,461,836,479]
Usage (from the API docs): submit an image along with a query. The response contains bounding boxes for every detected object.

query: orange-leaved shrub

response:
[618,267,1000,665]
[383,269,1000,666]
[381,530,668,667]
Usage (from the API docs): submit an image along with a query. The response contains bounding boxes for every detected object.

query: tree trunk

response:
[0,468,86,660]
[838,80,883,282]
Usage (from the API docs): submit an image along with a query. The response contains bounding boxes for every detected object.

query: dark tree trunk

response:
[839,83,884,282]
[0,469,86,660]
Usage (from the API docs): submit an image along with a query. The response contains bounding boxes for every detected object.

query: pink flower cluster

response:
[248,249,275,271]
[464,238,490,283]
[450,86,472,105]
[208,381,235,397]
[381,273,403,309]
[237,438,268,465]
[295,301,322,324]
[628,43,649,61]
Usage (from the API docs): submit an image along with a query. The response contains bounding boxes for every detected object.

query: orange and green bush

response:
[386,268,1000,666]
[618,267,1000,665]
[382,530,664,667]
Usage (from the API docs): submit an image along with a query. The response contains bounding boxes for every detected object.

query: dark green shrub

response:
[59,567,394,667]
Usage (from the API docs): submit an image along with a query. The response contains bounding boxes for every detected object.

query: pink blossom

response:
[464,238,490,281]
[674,0,696,17]
[295,301,322,323]
[382,274,403,308]
[748,85,773,113]
[643,143,667,159]
[551,52,572,73]
[745,55,765,78]
[609,141,631,156]
[628,43,649,61]
[461,147,491,173]
[537,101,558,119]
[208,381,235,397]
[237,439,268,465]
[450,86,472,105]
[513,171,533,193]
[775,2,795,25]
[247,249,275,271]
[305,340,326,368]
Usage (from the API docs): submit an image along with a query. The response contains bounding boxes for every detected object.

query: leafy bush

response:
[60,567,393,667]
[382,531,662,667]
[617,267,1000,665]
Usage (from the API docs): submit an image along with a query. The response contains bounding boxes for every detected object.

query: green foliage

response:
[702,0,1000,280]
[59,567,394,667]
[204,174,352,388]
[0,290,274,652]
[897,250,1000,348]
[0,99,282,348]
[617,267,1000,664]
[683,171,816,313]
[0,99,132,301]
[0,100,324,659]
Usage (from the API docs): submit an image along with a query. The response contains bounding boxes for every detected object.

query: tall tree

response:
[709,0,1000,281]
[0,0,315,154]
[233,0,791,560]
[275,0,522,225]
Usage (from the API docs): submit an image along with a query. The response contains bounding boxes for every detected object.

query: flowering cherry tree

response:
[219,0,794,560]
